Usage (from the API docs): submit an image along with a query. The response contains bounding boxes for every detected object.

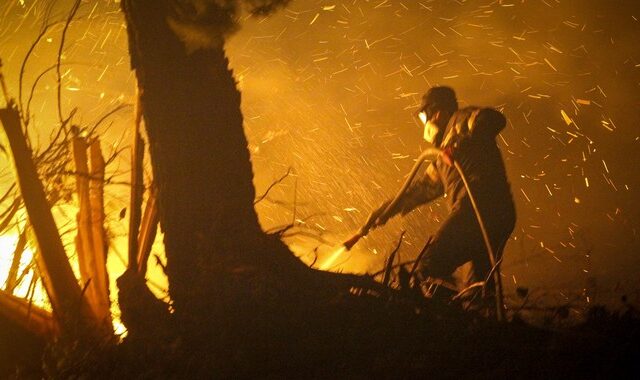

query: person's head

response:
[417,86,458,147]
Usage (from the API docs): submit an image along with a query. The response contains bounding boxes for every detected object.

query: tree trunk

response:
[120,3,378,369]
[122,0,273,340]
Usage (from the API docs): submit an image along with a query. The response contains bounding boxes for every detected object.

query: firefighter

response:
[345,86,516,301]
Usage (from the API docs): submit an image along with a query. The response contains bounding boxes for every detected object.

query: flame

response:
[0,233,50,309]
[0,229,135,335]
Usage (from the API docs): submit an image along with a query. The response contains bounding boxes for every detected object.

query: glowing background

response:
[0,0,638,319]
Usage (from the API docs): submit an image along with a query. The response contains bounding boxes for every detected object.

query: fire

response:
[0,232,50,309]
[0,228,132,335]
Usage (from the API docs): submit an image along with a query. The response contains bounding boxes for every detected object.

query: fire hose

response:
[345,148,505,321]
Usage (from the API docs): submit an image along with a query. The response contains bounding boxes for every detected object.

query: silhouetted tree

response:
[119,0,352,368]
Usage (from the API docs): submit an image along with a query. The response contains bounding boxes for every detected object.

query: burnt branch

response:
[87,104,132,136]
[18,0,56,124]
[254,167,291,205]
[382,231,405,288]
[56,0,81,124]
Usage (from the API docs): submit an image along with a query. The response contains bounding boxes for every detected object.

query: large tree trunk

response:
[120,3,381,372]
[121,0,285,343]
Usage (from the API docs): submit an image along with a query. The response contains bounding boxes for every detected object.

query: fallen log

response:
[0,288,57,338]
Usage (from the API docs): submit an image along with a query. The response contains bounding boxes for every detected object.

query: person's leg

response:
[463,230,511,315]
[452,261,480,291]
[417,209,481,298]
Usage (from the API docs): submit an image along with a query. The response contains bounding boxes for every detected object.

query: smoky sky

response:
[167,0,292,50]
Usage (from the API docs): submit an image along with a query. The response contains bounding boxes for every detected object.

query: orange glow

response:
[0,216,139,336]
[0,232,49,309]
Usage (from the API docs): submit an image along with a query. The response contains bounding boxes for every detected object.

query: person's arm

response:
[344,163,443,250]
[469,107,506,139]
[373,163,444,226]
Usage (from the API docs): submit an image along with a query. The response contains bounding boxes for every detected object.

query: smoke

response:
[167,0,291,52]
[224,0,640,291]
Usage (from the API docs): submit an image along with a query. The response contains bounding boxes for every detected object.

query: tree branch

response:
[56,0,81,124]
[254,167,291,205]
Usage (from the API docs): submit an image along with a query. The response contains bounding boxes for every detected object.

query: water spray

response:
[320,245,347,271]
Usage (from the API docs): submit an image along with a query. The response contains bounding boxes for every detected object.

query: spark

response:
[543,58,558,71]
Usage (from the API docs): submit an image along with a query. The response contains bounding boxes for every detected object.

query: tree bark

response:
[119,2,378,365]
[122,0,268,338]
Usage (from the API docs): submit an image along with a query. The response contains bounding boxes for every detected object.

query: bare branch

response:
[308,247,319,268]
[6,227,29,293]
[371,258,418,278]
[104,145,128,167]
[0,183,16,204]
[280,229,334,246]
[87,103,132,136]
[254,167,291,205]
[382,231,405,288]
[25,63,58,123]
[35,108,76,160]
[56,0,81,123]
[291,176,297,225]
[0,197,21,233]
[408,236,433,280]
[19,0,57,122]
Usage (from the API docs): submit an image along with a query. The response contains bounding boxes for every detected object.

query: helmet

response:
[418,86,458,118]
[417,86,458,147]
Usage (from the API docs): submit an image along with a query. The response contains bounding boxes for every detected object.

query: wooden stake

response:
[72,136,100,318]
[89,139,112,330]
[137,186,158,275]
[72,137,113,333]
[5,227,28,294]
[128,89,144,272]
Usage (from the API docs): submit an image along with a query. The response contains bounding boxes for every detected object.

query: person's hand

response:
[343,201,392,250]
[361,200,391,234]
[342,233,362,250]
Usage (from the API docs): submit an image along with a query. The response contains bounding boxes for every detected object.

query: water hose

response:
[452,160,505,321]
[357,148,442,237]
[358,147,505,321]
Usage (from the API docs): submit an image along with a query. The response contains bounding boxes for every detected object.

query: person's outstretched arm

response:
[344,163,443,249]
